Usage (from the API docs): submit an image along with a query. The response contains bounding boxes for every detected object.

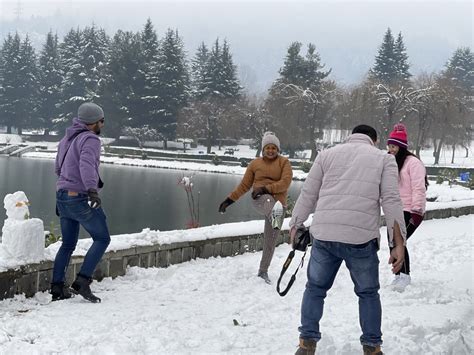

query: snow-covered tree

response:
[267,42,332,158]
[16,35,40,133]
[370,28,411,86]
[219,40,241,98]
[430,76,470,164]
[443,47,474,94]
[185,38,241,153]
[0,33,39,134]
[96,30,143,138]
[190,42,209,97]
[122,125,160,149]
[198,38,241,100]
[57,28,86,130]
[38,31,62,135]
[375,84,429,143]
[0,33,21,133]
[81,25,109,99]
[154,28,190,144]
[277,42,306,86]
[393,32,411,83]
[137,19,161,127]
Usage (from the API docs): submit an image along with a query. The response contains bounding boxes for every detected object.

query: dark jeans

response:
[52,190,111,283]
[388,211,422,275]
[299,238,382,347]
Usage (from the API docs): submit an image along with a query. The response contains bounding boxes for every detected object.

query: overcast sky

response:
[0,0,472,92]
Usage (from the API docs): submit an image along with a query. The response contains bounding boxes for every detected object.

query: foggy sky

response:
[0,0,472,92]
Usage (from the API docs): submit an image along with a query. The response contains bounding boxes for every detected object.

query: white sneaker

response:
[391,273,411,292]
[271,201,284,230]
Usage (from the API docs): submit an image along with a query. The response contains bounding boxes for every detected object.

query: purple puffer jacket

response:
[55,118,101,193]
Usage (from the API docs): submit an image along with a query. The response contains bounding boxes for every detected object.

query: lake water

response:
[0,157,303,237]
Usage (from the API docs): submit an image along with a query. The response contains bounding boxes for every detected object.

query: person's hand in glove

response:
[218,198,234,213]
[251,186,269,199]
[408,212,423,227]
[87,189,101,209]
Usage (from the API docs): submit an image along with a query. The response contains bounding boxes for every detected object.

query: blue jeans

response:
[299,238,382,347]
[52,190,111,283]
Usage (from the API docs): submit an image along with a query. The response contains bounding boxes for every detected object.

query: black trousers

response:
[388,211,422,275]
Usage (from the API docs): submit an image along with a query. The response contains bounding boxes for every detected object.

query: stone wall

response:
[0,205,471,300]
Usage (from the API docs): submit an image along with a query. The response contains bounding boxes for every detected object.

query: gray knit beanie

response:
[262,131,280,151]
[77,102,104,124]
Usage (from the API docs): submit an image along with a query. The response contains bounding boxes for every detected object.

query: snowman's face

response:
[4,193,30,220]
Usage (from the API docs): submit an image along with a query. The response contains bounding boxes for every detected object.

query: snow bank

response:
[0,216,471,354]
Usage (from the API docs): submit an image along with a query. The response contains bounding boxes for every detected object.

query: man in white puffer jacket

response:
[290,124,407,355]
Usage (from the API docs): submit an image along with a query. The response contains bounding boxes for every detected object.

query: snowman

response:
[1,191,45,263]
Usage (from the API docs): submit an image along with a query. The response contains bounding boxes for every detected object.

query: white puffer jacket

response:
[290,133,406,246]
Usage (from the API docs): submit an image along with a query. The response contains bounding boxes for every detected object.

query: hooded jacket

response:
[55,118,101,193]
[290,133,406,246]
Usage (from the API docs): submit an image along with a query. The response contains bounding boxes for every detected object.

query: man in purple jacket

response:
[51,102,110,303]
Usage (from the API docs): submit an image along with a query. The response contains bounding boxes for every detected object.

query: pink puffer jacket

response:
[398,155,426,214]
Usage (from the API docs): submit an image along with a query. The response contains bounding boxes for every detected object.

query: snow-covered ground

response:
[0,215,472,354]
[1,134,473,354]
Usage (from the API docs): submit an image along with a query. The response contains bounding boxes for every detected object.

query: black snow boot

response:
[71,274,101,303]
[50,282,73,301]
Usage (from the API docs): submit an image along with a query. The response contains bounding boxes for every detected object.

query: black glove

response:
[87,189,101,209]
[218,198,234,213]
[409,212,423,227]
[251,186,269,199]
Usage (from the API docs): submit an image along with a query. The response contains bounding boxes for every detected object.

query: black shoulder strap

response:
[276,249,308,297]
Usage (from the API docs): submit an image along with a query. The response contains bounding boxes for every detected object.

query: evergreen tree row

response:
[0,24,472,163]
[0,19,241,140]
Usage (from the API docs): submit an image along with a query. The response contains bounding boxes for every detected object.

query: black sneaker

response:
[71,274,101,303]
[50,282,73,301]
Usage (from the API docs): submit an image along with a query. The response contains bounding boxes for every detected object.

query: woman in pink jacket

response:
[387,123,427,291]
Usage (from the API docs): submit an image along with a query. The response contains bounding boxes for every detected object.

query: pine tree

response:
[81,25,109,99]
[38,31,62,135]
[393,32,411,83]
[0,33,21,133]
[57,28,86,129]
[267,42,332,158]
[302,43,331,89]
[141,18,159,64]
[16,35,40,133]
[200,38,240,100]
[370,28,397,85]
[154,28,190,142]
[220,40,241,98]
[277,41,306,85]
[138,19,161,128]
[190,42,209,97]
[187,38,241,153]
[444,47,474,93]
[96,30,143,138]
[0,33,39,134]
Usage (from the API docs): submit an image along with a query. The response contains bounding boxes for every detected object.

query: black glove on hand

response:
[251,186,269,199]
[87,189,101,209]
[218,198,234,213]
[409,212,423,227]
